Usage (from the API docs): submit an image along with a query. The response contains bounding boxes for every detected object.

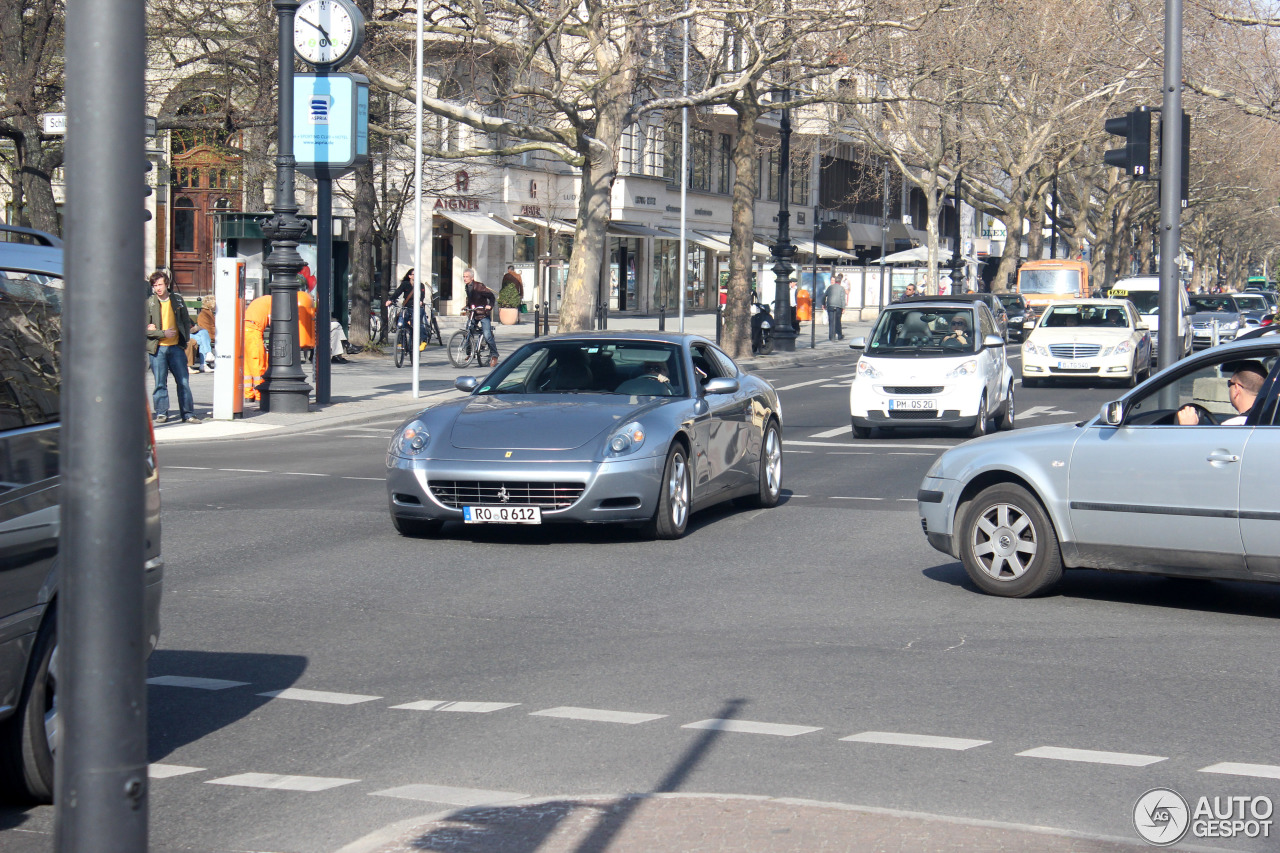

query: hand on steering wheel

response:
[1177,402,1219,425]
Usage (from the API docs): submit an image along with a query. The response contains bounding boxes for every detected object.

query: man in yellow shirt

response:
[145,270,200,423]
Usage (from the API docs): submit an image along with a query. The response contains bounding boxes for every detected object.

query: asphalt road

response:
[4,350,1279,852]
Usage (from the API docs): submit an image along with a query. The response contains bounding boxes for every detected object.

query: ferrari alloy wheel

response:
[649,444,690,539]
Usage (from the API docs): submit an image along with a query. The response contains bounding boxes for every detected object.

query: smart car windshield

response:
[478,340,688,397]
[867,307,979,355]
[1040,304,1131,329]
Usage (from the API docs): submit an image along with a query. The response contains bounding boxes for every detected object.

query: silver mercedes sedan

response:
[919,336,1280,597]
[386,333,784,539]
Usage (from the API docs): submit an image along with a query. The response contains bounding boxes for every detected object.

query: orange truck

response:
[1014,259,1091,310]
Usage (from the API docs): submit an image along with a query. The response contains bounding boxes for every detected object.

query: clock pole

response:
[259,0,312,412]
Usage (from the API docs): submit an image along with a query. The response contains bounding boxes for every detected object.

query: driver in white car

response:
[1176,361,1266,425]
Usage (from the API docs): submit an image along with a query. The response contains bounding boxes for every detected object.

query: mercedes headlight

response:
[856,360,880,380]
[392,419,431,456]
[1025,342,1050,357]
[1222,320,1240,331]
[1101,340,1133,357]
[947,359,979,378]
[607,421,646,456]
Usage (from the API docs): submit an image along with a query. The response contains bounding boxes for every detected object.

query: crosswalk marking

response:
[1200,762,1280,780]
[682,719,820,737]
[1017,746,1166,767]
[149,763,205,778]
[207,773,359,791]
[841,731,990,751]
[369,783,527,806]
[531,706,667,725]
[258,688,382,705]
[148,675,249,691]
[390,700,519,713]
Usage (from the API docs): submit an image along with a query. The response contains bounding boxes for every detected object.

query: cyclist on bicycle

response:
[463,267,499,367]
[385,268,440,348]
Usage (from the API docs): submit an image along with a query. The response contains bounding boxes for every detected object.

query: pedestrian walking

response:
[145,270,201,423]
[823,274,847,340]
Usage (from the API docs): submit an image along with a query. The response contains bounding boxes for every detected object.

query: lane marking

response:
[887,452,933,456]
[783,450,813,454]
[1200,762,1280,780]
[1019,405,1075,418]
[390,700,519,713]
[1017,746,1166,767]
[531,706,667,725]
[841,731,990,751]
[810,425,852,438]
[774,373,857,392]
[166,466,210,470]
[369,783,527,806]
[830,451,872,455]
[148,675,249,691]
[786,440,954,450]
[219,468,269,473]
[258,688,382,705]
[207,773,359,792]
[785,494,810,498]
[831,496,884,501]
[281,472,329,477]
[682,719,820,737]
[149,763,205,778]
[340,476,384,482]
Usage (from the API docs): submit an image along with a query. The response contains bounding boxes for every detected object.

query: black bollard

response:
[658,304,666,331]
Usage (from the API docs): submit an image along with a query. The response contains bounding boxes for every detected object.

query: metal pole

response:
[880,161,889,309]
[811,205,818,348]
[770,89,798,352]
[260,0,311,413]
[1159,0,1184,365]
[316,179,331,403]
[58,0,149,842]
[411,0,424,396]
[678,2,689,332]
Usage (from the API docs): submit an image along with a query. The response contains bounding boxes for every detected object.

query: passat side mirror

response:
[1101,400,1125,426]
[849,336,867,350]
[454,376,478,392]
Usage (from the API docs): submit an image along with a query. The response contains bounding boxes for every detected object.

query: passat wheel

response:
[0,607,56,803]
[959,484,1063,597]
[647,443,690,539]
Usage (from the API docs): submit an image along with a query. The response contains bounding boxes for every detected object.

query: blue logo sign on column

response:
[295,72,369,179]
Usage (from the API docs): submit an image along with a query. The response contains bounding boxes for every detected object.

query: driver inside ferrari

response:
[1176,360,1266,425]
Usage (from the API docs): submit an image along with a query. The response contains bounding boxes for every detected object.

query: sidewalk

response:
[151,311,870,444]
[337,792,1159,853]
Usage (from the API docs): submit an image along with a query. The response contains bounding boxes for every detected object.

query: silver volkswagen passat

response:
[387,333,784,539]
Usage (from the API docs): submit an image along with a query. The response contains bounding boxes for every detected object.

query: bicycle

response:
[448,308,494,368]
[393,303,443,368]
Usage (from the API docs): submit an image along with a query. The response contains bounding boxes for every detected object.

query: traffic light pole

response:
[1159,0,1183,367]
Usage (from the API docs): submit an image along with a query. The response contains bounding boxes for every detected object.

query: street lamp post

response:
[258,0,312,413]
[950,168,964,293]
[770,95,798,353]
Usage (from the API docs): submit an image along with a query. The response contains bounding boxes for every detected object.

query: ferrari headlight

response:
[608,421,646,456]
[947,359,978,378]
[392,419,430,456]
[856,360,880,380]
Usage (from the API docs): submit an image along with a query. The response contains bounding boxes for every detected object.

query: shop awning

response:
[700,230,774,257]
[656,228,728,253]
[607,222,667,238]
[438,211,526,236]
[790,238,858,260]
[846,223,885,247]
[515,216,576,234]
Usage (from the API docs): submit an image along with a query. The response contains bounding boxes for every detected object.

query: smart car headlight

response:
[392,419,431,456]
[856,360,880,380]
[607,421,646,456]
[946,359,978,378]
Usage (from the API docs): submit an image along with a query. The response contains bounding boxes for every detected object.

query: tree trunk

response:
[723,99,762,360]
[1026,192,1046,262]
[992,196,1026,294]
[17,122,61,235]
[925,186,941,294]
[349,159,376,347]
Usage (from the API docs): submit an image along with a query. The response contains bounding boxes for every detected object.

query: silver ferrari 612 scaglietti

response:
[386,333,784,539]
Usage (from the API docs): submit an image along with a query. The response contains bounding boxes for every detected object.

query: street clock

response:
[294,0,365,70]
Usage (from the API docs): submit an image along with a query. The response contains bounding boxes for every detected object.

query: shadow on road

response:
[147,649,308,761]
[398,698,748,853]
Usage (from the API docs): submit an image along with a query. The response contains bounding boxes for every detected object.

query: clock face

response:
[295,0,356,66]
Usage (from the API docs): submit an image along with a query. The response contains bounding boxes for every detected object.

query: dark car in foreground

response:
[0,226,164,803]
[387,333,784,539]
[919,335,1280,597]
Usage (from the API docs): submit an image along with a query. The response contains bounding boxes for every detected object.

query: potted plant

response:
[497,280,522,325]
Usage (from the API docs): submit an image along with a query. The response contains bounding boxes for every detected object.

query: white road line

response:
[220,468,269,473]
[369,783,527,806]
[166,466,210,470]
[897,498,916,502]
[1017,746,1166,767]
[280,472,329,477]
[786,494,810,498]
[783,450,813,454]
[682,719,820,737]
[886,452,932,456]
[340,476,384,482]
[831,496,884,501]
[841,731,990,751]
[207,773,359,792]
[1200,762,1280,780]
[810,425,852,438]
[829,451,872,455]
[147,675,249,690]
[531,706,667,725]
[149,763,205,778]
[774,373,856,392]
[787,439,954,450]
[258,688,381,705]
[390,700,519,713]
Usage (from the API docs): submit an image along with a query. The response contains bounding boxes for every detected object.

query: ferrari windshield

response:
[866,307,979,355]
[478,340,688,397]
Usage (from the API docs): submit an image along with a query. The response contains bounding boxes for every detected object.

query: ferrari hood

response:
[447,396,654,450]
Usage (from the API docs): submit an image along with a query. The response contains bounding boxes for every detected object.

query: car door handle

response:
[1206,450,1240,464]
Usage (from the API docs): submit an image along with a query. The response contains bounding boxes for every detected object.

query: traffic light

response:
[1103,107,1151,179]
[143,158,154,222]
[1159,111,1191,203]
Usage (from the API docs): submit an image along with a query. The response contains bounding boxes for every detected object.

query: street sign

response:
[294,72,369,179]
[43,113,159,137]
